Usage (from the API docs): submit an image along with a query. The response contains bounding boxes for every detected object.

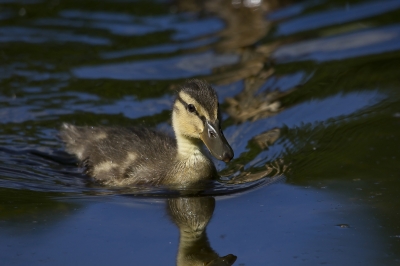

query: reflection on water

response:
[167,197,236,266]
[1,0,400,264]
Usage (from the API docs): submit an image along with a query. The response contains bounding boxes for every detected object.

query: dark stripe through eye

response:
[177,95,206,123]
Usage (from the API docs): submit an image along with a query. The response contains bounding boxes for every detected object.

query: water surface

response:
[1,0,400,265]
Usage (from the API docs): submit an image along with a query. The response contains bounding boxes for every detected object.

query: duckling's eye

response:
[187,104,196,113]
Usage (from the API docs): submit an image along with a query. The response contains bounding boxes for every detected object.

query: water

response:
[1,0,400,265]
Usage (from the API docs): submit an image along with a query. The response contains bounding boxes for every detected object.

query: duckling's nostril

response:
[209,130,217,138]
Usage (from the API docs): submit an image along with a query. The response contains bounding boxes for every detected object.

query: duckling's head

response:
[172,79,234,162]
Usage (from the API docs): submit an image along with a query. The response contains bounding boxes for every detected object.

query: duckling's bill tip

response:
[222,152,234,163]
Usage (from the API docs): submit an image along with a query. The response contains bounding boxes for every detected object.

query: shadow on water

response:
[0,189,80,234]
[1,0,400,264]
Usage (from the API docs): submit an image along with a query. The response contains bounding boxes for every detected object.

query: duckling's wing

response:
[60,123,176,184]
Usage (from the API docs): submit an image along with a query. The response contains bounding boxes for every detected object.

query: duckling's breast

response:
[164,152,216,186]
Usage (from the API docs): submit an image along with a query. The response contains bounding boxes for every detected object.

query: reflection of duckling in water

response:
[167,197,237,266]
[60,79,234,187]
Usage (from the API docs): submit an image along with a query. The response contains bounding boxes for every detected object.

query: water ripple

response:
[72,52,239,80]
[0,146,284,197]
[0,26,110,45]
[274,25,400,62]
[275,0,400,36]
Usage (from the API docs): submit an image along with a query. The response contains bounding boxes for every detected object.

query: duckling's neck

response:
[171,109,215,182]
[175,134,204,160]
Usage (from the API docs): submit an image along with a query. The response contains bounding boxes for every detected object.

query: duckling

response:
[60,79,234,187]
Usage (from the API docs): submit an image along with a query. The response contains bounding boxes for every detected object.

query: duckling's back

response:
[60,123,177,186]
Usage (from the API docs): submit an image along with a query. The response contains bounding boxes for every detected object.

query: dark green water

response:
[1,0,400,265]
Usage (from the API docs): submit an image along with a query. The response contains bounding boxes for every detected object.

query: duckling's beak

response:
[200,120,234,162]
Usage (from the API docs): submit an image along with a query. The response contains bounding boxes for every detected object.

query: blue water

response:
[1,0,400,265]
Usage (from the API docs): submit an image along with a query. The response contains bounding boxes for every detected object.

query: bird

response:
[60,79,234,187]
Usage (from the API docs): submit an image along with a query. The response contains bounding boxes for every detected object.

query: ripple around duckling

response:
[111,175,286,198]
[0,146,285,198]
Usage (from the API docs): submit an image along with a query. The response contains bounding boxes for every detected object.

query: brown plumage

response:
[60,79,234,187]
